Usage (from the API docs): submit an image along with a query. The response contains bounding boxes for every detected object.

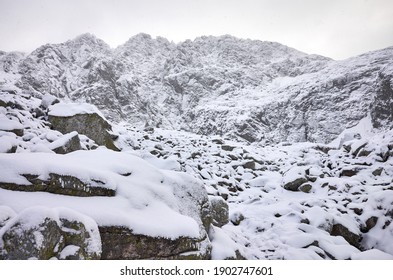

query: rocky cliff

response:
[2,33,392,144]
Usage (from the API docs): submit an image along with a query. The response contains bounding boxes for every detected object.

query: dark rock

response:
[50,132,82,154]
[0,173,115,197]
[242,160,256,170]
[48,111,119,151]
[299,184,312,193]
[330,223,361,249]
[283,177,308,191]
[357,148,372,157]
[210,197,229,227]
[372,167,384,176]
[0,208,101,260]
[360,216,379,233]
[221,144,235,151]
[98,226,211,260]
[230,212,245,226]
[212,138,224,145]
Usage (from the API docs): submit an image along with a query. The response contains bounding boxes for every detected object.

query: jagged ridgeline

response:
[0,34,393,260]
[2,33,392,144]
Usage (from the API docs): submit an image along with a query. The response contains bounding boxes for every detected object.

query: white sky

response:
[0,0,392,59]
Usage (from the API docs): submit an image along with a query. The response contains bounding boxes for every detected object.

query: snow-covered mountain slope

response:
[0,89,393,259]
[3,33,392,144]
[1,34,393,260]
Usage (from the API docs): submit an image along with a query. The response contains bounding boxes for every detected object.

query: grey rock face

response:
[48,112,119,151]
[0,207,101,260]
[7,34,393,144]
[210,196,229,227]
[0,173,116,197]
[99,226,211,260]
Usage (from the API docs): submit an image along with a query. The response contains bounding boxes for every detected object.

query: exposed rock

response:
[330,223,361,249]
[49,131,82,154]
[361,216,379,233]
[221,144,235,152]
[230,212,245,226]
[0,173,115,197]
[0,207,101,260]
[242,160,256,170]
[210,197,229,227]
[98,226,211,260]
[282,167,309,191]
[48,104,119,151]
[299,183,312,193]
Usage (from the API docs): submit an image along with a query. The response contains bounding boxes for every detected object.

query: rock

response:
[372,167,384,176]
[221,144,235,151]
[0,118,24,137]
[99,226,211,260]
[48,103,119,151]
[357,148,372,157]
[242,160,256,170]
[40,94,59,109]
[49,131,82,154]
[299,183,312,193]
[0,207,101,260]
[0,206,16,230]
[282,167,308,191]
[330,223,361,249]
[212,138,224,145]
[351,141,368,157]
[339,167,362,177]
[230,212,245,226]
[210,197,229,227]
[0,173,115,197]
[0,212,63,260]
[361,216,379,233]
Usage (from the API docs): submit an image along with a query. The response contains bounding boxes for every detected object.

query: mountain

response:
[1,34,393,260]
[3,33,392,144]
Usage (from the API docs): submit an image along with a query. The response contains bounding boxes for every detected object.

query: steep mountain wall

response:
[1,33,392,144]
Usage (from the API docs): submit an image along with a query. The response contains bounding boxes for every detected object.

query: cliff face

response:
[2,33,393,144]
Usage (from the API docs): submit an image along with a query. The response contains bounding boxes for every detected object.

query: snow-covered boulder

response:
[0,149,212,259]
[0,207,101,260]
[48,103,119,151]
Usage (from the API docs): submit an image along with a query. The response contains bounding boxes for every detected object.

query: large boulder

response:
[0,207,101,260]
[0,149,213,259]
[48,103,119,151]
[99,226,211,260]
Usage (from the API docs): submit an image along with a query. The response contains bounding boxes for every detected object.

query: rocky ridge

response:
[2,33,392,144]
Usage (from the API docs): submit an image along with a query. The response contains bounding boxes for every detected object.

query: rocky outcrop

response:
[48,103,119,151]
[0,172,116,197]
[0,207,101,260]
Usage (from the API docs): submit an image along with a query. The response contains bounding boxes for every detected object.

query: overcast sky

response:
[0,0,392,60]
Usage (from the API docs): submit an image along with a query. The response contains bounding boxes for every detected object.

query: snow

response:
[0,117,23,131]
[48,102,105,118]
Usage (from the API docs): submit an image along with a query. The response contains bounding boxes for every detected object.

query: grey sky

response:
[0,0,392,59]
